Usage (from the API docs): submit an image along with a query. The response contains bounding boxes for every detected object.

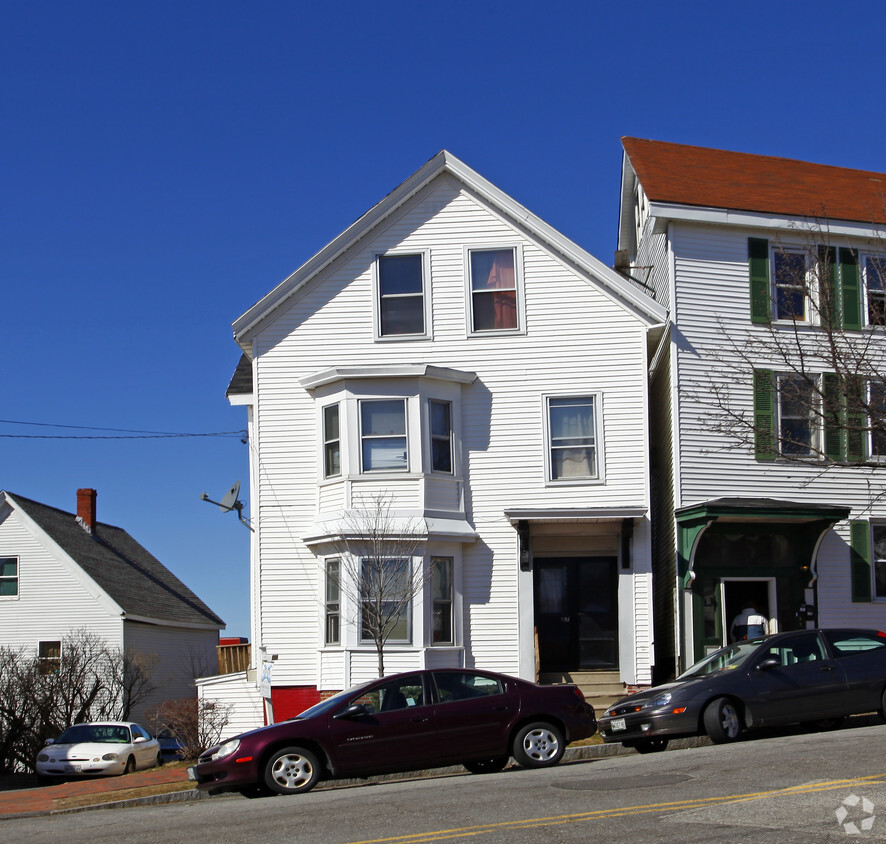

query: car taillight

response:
[877,631,886,639]
[572,686,586,701]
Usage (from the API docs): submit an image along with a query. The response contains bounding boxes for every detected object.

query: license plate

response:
[611,717,626,732]
[187,766,197,782]
[64,765,82,773]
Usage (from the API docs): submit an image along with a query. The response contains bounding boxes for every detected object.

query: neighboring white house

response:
[618,138,886,677]
[218,150,668,723]
[0,488,225,721]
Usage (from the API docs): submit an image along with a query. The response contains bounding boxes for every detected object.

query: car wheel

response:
[703,697,742,743]
[633,738,669,754]
[263,747,321,795]
[124,755,136,775]
[463,756,509,775]
[880,687,886,721]
[155,752,163,768]
[512,722,565,769]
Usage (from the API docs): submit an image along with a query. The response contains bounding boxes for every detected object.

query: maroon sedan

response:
[189,668,596,797]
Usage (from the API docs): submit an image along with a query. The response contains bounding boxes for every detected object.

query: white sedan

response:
[36,721,161,783]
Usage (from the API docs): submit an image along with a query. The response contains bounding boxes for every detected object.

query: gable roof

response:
[621,137,886,225]
[4,492,224,629]
[232,150,667,350]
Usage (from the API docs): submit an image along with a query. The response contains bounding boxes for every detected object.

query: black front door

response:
[534,557,618,671]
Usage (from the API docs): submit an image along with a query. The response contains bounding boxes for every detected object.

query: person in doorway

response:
[731,607,769,641]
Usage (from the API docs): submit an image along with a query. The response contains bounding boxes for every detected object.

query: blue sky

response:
[3,1,884,640]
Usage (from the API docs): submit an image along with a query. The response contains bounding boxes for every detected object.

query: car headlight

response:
[102,753,119,761]
[211,739,241,761]
[652,692,673,707]
[37,754,48,762]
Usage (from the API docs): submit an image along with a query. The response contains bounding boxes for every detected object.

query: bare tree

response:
[331,492,430,677]
[686,227,886,494]
[147,697,232,760]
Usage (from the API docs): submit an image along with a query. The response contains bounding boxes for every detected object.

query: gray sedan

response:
[598,628,886,753]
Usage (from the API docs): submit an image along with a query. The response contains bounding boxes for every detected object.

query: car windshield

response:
[677,640,763,679]
[294,681,374,719]
[56,724,131,744]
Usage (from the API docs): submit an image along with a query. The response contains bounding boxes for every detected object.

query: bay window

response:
[360,399,408,472]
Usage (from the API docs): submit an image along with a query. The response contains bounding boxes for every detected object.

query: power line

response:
[0,418,246,440]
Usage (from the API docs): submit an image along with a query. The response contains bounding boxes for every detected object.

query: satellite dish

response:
[200,480,253,530]
[219,480,241,512]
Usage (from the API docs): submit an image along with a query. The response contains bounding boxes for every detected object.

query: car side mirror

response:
[134,736,147,744]
[44,738,54,746]
[757,656,781,671]
[334,703,370,720]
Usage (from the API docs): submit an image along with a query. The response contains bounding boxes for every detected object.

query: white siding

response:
[669,221,886,628]
[123,621,220,722]
[244,173,655,690]
[0,505,122,650]
[197,672,265,737]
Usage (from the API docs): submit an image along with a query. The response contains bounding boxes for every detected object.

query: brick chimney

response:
[76,488,97,533]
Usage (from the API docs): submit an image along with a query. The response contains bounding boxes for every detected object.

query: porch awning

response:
[675,497,850,525]
[504,506,647,524]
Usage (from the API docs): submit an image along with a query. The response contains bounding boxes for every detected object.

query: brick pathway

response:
[0,766,190,818]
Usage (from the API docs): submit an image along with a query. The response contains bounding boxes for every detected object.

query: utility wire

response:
[0,418,245,440]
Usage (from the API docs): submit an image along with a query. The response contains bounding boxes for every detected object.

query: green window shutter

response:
[822,372,843,461]
[753,368,776,460]
[748,238,771,323]
[850,519,872,602]
[839,248,861,330]
[845,375,866,462]
[818,245,838,327]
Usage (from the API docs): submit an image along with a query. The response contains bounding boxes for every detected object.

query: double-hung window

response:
[360,399,408,472]
[323,404,341,478]
[468,247,519,332]
[0,557,17,597]
[325,559,341,645]
[776,374,817,456]
[361,557,411,642]
[38,640,61,675]
[773,248,809,321]
[870,381,886,459]
[378,254,426,337]
[430,400,452,473]
[431,557,453,645]
[547,396,599,480]
[864,255,886,326]
[874,525,886,599]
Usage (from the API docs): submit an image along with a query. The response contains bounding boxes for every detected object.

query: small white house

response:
[217,150,667,723]
[0,488,225,721]
[618,137,886,676]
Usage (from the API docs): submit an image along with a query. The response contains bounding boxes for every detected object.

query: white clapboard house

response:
[209,151,668,723]
[0,488,224,721]
[618,138,886,677]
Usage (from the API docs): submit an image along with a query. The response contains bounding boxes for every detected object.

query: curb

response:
[4,737,714,818]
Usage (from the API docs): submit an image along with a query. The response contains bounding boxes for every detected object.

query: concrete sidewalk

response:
[0,765,194,819]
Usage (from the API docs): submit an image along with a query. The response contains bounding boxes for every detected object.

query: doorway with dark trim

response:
[534,556,618,672]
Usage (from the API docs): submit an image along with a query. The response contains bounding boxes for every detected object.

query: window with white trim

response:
[431,557,453,645]
[323,404,341,478]
[325,559,341,645]
[360,557,411,643]
[772,247,809,321]
[429,400,452,473]
[873,525,886,599]
[377,254,426,337]
[360,399,408,472]
[0,557,17,597]
[468,247,519,332]
[776,374,818,456]
[547,396,600,481]
[864,254,886,326]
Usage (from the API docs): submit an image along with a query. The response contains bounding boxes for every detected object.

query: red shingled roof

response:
[622,137,886,225]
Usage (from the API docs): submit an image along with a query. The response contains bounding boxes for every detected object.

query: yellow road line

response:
[344,772,886,844]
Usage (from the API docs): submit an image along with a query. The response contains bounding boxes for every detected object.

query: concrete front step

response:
[538,671,626,715]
